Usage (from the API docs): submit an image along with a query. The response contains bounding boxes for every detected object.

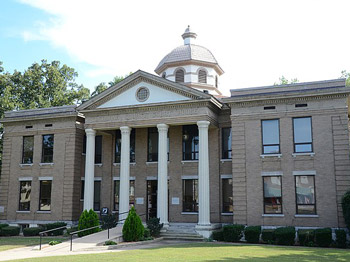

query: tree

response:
[91,82,108,97]
[274,76,299,85]
[340,70,350,87]
[108,72,132,87]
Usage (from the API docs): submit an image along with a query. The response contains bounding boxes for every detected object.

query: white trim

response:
[36,211,51,214]
[262,214,284,217]
[18,177,33,181]
[147,176,157,180]
[261,171,283,177]
[113,162,136,166]
[260,154,282,159]
[220,174,233,179]
[181,175,198,180]
[39,163,54,166]
[221,213,233,216]
[292,152,315,157]
[19,164,33,168]
[16,211,30,213]
[181,160,198,164]
[113,176,135,181]
[146,161,158,165]
[293,170,316,176]
[38,177,53,181]
[94,164,103,167]
[220,159,232,163]
[295,214,319,218]
[81,177,102,181]
[181,212,198,215]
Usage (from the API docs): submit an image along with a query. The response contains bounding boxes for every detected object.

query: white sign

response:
[136,198,144,205]
[0,206,4,213]
[172,197,180,205]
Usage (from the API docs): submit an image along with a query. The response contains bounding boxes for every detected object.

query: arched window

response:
[175,69,185,83]
[215,76,218,88]
[162,72,166,78]
[198,69,207,84]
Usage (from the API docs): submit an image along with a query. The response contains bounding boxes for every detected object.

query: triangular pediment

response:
[78,70,212,111]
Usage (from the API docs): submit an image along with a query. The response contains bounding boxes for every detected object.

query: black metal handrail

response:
[39,226,67,250]
[69,225,102,251]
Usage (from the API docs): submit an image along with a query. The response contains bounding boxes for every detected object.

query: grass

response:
[0,236,68,252]
[6,243,350,262]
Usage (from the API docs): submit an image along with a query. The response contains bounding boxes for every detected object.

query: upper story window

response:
[175,69,185,83]
[42,134,54,163]
[115,129,136,163]
[182,125,199,160]
[198,69,207,84]
[261,119,280,154]
[148,127,169,162]
[95,135,102,164]
[222,127,232,159]
[22,136,34,164]
[293,117,313,153]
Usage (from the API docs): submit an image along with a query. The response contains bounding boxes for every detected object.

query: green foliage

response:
[104,240,117,246]
[340,70,350,87]
[222,224,245,242]
[0,224,9,230]
[261,229,275,243]
[244,226,261,243]
[342,191,350,230]
[45,222,67,236]
[48,240,62,246]
[122,206,144,242]
[315,228,332,247]
[146,217,163,237]
[335,229,347,248]
[101,213,117,230]
[298,229,315,246]
[23,227,42,236]
[78,209,100,237]
[274,227,295,246]
[108,73,132,87]
[144,228,151,238]
[274,76,299,85]
[0,226,20,236]
[91,82,108,97]
[211,230,224,241]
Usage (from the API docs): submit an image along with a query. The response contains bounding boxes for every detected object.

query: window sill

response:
[221,213,233,216]
[94,164,102,167]
[295,214,318,218]
[181,212,198,215]
[36,211,51,214]
[260,154,282,159]
[39,163,54,166]
[16,211,30,213]
[262,214,284,217]
[292,152,315,157]
[113,162,136,166]
[181,160,198,164]
[19,163,33,168]
[220,159,232,163]
[146,161,158,165]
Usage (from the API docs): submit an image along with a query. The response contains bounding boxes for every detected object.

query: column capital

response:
[157,124,169,132]
[120,126,131,134]
[85,128,96,136]
[197,121,210,129]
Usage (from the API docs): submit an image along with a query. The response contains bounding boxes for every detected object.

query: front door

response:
[147,180,157,220]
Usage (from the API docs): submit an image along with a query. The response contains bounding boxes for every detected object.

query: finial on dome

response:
[182,25,197,45]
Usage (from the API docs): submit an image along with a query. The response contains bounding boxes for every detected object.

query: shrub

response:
[222,224,245,242]
[212,230,224,241]
[45,222,67,236]
[261,229,275,244]
[48,240,62,246]
[342,191,350,230]
[274,227,295,246]
[298,229,315,246]
[0,224,9,230]
[144,228,151,238]
[78,209,100,237]
[23,227,42,236]
[244,226,261,243]
[335,229,347,248]
[146,217,163,237]
[315,228,332,247]
[0,226,20,236]
[65,226,78,236]
[122,206,144,242]
[104,240,117,246]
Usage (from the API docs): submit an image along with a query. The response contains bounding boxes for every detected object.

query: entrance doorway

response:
[147,180,157,220]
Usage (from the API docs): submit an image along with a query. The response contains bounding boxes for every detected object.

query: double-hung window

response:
[263,176,282,214]
[113,180,135,211]
[22,136,34,164]
[95,136,102,164]
[42,135,54,163]
[182,125,199,160]
[222,178,233,213]
[115,129,136,163]
[182,179,198,212]
[39,180,52,211]
[293,117,313,153]
[262,120,280,154]
[295,176,316,214]
[222,128,232,159]
[19,181,31,211]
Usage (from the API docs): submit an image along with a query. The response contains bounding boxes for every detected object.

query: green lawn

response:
[0,236,68,251]
[7,243,350,262]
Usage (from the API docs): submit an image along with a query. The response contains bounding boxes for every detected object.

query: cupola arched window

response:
[215,76,218,88]
[198,70,207,84]
[175,69,185,83]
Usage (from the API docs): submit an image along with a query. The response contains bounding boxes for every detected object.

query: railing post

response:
[108,225,110,239]
[70,234,73,251]
[39,234,42,250]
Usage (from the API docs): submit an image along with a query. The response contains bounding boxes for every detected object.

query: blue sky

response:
[1,0,350,95]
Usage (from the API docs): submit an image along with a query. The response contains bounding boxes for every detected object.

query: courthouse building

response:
[1,27,350,237]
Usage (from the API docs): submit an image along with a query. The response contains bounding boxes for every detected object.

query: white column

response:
[83,129,96,211]
[197,121,211,226]
[157,124,169,227]
[119,126,131,222]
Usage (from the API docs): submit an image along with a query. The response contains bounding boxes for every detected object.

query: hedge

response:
[335,229,347,248]
[244,226,261,243]
[0,224,9,230]
[212,230,224,241]
[298,229,315,246]
[45,222,67,236]
[23,227,42,236]
[342,191,350,230]
[261,229,275,243]
[0,226,20,236]
[314,228,332,247]
[274,227,295,246]
[222,224,245,242]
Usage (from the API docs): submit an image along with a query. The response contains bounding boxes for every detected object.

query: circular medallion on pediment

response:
[136,87,149,102]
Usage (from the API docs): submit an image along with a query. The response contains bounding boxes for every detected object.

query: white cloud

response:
[19,0,350,95]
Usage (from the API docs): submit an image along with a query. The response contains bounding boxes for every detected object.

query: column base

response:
[195,224,221,238]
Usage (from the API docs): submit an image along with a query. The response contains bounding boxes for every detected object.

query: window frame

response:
[41,134,54,163]
[263,176,283,214]
[292,116,313,153]
[295,175,316,215]
[175,68,185,83]
[182,179,198,213]
[113,180,135,211]
[39,180,52,211]
[95,135,102,164]
[18,181,31,211]
[198,69,207,84]
[115,129,136,163]
[22,136,34,164]
[182,125,199,161]
[261,119,280,155]
[222,178,233,213]
[221,127,232,159]
[93,180,101,211]
[147,127,158,162]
